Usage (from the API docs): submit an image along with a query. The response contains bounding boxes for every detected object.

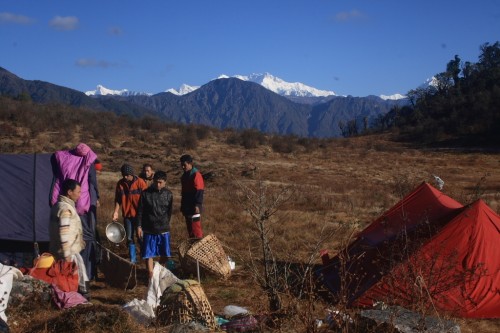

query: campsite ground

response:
[3,127,500,332]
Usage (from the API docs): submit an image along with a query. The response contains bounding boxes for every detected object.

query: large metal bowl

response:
[105,222,126,244]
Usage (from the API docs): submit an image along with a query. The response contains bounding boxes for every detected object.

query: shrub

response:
[195,125,211,140]
[240,129,266,149]
[175,125,199,149]
[0,123,17,136]
[270,135,296,153]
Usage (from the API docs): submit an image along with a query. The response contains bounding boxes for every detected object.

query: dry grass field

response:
[2,124,500,332]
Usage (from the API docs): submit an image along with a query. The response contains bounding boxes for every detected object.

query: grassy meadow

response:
[2,122,500,332]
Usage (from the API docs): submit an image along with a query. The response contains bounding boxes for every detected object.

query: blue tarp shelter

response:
[0,153,52,265]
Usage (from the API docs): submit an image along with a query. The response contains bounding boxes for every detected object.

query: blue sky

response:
[1,0,499,97]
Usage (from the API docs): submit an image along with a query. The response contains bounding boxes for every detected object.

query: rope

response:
[96,242,136,290]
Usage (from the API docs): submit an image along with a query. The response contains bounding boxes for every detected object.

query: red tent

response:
[320,182,500,318]
[354,199,500,318]
[356,181,463,245]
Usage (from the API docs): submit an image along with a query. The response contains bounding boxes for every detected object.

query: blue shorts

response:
[142,232,171,259]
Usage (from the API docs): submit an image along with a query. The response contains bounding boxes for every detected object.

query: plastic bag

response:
[223,305,249,318]
[123,298,155,325]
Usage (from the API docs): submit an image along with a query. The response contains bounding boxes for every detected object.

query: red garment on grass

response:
[29,260,79,292]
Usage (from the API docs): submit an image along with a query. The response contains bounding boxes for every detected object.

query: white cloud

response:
[49,16,79,31]
[334,9,364,22]
[0,12,34,24]
[75,58,123,68]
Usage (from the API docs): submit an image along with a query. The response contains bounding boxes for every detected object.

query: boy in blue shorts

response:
[136,171,173,279]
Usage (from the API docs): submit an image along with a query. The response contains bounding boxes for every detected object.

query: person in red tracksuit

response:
[112,164,148,263]
[180,154,205,239]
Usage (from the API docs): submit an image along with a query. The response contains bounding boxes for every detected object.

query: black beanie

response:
[121,164,134,176]
[180,154,193,164]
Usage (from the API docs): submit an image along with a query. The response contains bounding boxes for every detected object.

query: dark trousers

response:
[80,240,98,281]
[80,209,100,280]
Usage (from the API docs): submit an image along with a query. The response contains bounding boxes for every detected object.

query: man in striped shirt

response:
[49,178,89,298]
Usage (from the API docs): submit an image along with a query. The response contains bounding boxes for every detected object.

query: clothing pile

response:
[0,263,23,325]
[123,261,180,325]
[219,305,259,333]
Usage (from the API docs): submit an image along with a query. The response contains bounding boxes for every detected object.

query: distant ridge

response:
[0,66,105,110]
[0,66,155,117]
[1,67,408,138]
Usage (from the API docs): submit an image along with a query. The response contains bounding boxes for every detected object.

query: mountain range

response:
[0,67,408,138]
[85,72,407,101]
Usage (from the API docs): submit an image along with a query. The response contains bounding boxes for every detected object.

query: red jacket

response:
[180,167,204,216]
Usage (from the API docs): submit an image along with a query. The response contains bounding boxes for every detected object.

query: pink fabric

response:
[52,284,88,309]
[51,145,97,215]
[74,143,91,156]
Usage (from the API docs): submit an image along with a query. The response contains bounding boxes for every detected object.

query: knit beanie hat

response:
[121,164,134,176]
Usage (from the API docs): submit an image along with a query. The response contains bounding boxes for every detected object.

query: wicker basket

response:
[178,234,231,279]
[156,279,216,329]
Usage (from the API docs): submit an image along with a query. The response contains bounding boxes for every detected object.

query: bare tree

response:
[235,178,295,312]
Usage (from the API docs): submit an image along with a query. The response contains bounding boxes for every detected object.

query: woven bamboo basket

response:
[178,234,231,279]
[156,279,216,329]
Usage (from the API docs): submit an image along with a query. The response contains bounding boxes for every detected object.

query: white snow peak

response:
[165,83,200,96]
[85,85,151,96]
[380,93,407,100]
[85,73,415,99]
[226,73,336,97]
[164,73,336,97]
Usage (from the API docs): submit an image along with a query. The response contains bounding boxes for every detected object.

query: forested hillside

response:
[376,41,500,147]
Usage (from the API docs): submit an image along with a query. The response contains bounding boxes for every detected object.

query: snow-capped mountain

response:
[380,93,407,100]
[380,77,439,100]
[166,83,200,96]
[85,73,409,100]
[85,84,151,97]
[222,73,336,97]
[86,73,337,98]
[420,76,439,90]
[165,73,336,98]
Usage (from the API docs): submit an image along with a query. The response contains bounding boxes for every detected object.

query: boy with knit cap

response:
[112,164,148,263]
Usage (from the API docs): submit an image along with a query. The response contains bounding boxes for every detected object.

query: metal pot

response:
[105,222,126,244]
